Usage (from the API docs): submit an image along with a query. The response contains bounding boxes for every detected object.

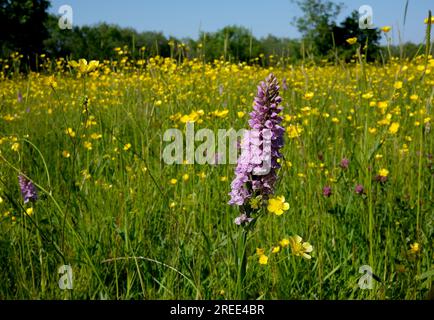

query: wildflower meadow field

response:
[0,42,433,300]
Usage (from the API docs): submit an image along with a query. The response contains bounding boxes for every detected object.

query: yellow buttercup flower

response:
[288,235,313,259]
[388,122,400,134]
[258,254,268,265]
[2,114,14,121]
[25,207,33,216]
[377,101,388,110]
[271,246,280,254]
[362,92,373,99]
[267,196,289,215]
[424,17,434,24]
[286,124,303,139]
[378,113,392,126]
[45,75,58,88]
[394,81,403,89]
[378,168,389,177]
[65,128,76,137]
[83,141,93,150]
[346,37,357,45]
[11,142,20,152]
[279,238,290,248]
[197,172,207,179]
[256,248,265,256]
[90,133,102,140]
[399,144,409,155]
[304,92,314,100]
[409,242,421,254]
[211,109,229,118]
[69,59,100,73]
[381,26,392,33]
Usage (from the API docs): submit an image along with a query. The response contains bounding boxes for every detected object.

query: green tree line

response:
[0,0,424,66]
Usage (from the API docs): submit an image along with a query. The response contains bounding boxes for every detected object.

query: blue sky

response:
[48,0,433,44]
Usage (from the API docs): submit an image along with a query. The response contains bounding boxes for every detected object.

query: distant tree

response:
[43,14,85,58]
[260,35,302,63]
[4,0,413,65]
[389,42,423,60]
[332,11,382,61]
[200,26,263,62]
[291,0,343,56]
[136,31,171,57]
[44,17,173,61]
[0,0,50,61]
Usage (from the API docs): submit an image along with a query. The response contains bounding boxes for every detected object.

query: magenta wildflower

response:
[18,175,38,204]
[322,186,332,197]
[229,73,285,208]
[340,158,349,169]
[355,184,364,195]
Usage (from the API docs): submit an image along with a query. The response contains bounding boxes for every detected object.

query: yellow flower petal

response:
[259,255,268,265]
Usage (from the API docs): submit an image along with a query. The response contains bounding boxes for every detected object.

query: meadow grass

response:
[0,52,432,299]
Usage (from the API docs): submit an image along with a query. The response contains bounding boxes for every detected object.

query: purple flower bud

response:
[17,91,23,103]
[355,184,364,195]
[340,158,349,169]
[18,175,38,204]
[322,186,332,197]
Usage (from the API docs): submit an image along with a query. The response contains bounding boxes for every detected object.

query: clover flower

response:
[340,158,349,169]
[322,186,332,197]
[355,184,364,195]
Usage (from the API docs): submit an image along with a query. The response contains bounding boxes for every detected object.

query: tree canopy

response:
[1,0,50,60]
[0,0,421,66]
